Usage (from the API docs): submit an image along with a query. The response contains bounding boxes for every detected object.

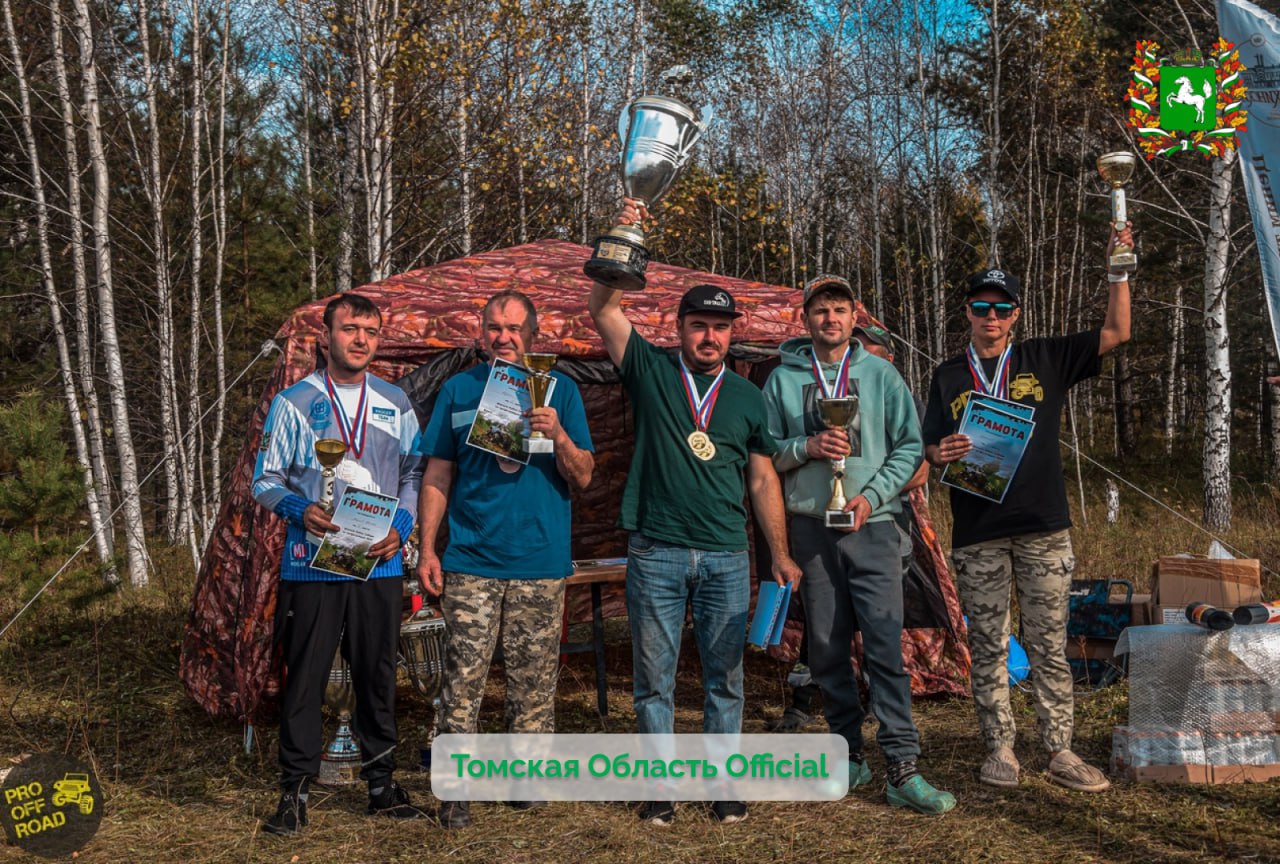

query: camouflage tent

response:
[179,240,969,724]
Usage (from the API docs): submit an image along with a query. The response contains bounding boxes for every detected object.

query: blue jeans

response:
[626,532,750,734]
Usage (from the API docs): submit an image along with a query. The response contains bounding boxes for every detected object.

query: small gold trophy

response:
[522,353,558,454]
[317,647,360,786]
[1097,151,1137,273]
[309,438,348,544]
[819,397,858,528]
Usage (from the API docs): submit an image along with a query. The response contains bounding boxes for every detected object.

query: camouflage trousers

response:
[439,572,566,735]
[952,529,1076,752]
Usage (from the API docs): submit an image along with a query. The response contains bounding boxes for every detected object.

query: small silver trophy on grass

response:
[318,646,360,786]
[583,66,713,291]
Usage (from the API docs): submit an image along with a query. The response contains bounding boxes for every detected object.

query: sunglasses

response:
[968,301,1017,319]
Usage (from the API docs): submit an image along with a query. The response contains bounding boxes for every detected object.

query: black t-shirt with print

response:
[922,330,1101,549]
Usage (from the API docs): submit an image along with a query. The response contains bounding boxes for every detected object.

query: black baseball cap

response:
[803,274,856,308]
[966,268,1021,304]
[853,324,894,353]
[678,284,744,319]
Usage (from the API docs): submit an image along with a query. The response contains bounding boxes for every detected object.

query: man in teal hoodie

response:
[762,274,954,815]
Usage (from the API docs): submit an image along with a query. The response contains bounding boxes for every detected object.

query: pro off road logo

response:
[1126,40,1249,158]
[0,753,103,858]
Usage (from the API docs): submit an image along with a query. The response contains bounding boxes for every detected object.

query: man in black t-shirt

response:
[922,224,1132,794]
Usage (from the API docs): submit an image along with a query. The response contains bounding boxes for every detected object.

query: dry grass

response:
[2,473,1279,864]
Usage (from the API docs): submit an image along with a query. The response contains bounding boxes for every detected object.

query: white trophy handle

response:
[617,106,632,158]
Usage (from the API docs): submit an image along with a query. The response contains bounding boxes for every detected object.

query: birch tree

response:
[2,0,116,581]
[1202,149,1235,529]
[71,0,150,584]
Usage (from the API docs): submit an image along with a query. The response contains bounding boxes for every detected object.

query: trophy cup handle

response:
[617,106,632,154]
[675,105,715,168]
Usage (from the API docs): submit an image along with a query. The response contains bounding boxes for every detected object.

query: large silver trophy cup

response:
[399,576,447,771]
[584,67,713,291]
[318,645,360,786]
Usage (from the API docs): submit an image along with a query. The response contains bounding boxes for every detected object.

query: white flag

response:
[1218,0,1280,359]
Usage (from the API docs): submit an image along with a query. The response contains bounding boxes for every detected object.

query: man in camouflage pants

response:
[417,290,595,828]
[922,222,1132,793]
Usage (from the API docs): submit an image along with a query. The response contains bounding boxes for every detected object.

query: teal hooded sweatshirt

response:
[762,337,923,522]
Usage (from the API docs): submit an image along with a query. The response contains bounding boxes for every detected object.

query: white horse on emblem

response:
[1165,75,1212,124]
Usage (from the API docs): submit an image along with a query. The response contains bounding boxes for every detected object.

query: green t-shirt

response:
[617,329,777,551]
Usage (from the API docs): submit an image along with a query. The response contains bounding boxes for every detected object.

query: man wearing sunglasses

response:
[921,224,1132,794]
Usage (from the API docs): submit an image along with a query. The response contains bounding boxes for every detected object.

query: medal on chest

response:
[677,355,725,463]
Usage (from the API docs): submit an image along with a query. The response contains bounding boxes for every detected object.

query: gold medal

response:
[687,430,716,461]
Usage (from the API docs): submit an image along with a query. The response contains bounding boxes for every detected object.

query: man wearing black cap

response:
[587,200,802,827]
[921,225,1132,794]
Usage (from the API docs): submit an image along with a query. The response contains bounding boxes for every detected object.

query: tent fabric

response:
[179,239,969,724]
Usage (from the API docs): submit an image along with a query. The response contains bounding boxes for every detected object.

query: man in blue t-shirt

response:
[417,290,595,829]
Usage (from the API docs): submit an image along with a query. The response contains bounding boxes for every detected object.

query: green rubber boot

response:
[886,774,956,815]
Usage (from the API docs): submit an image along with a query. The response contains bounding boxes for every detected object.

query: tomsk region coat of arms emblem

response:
[1126,39,1249,159]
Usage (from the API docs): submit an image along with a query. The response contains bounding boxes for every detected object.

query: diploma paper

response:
[310,486,400,580]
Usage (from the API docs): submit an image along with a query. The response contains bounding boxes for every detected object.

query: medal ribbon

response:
[810,346,851,399]
[323,370,369,460]
[677,355,726,433]
[966,342,1013,400]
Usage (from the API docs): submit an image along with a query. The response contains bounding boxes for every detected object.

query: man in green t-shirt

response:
[588,199,802,827]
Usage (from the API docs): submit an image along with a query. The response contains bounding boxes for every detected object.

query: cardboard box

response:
[1150,556,1262,612]
[1066,636,1117,662]
[1129,594,1151,627]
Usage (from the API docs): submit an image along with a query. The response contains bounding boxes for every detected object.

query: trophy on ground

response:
[522,352,558,453]
[400,579,447,771]
[583,65,713,291]
[819,397,859,528]
[1097,152,1137,273]
[318,645,360,785]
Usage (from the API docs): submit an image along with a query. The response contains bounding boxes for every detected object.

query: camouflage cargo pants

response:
[439,572,566,735]
[952,529,1075,752]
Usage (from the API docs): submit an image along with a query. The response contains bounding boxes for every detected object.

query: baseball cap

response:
[853,324,894,353]
[802,274,856,308]
[965,268,1021,303]
[678,284,744,319]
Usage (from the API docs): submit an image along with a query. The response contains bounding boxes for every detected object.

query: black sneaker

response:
[367,781,427,819]
[711,800,748,824]
[436,800,472,829]
[638,800,675,826]
[262,792,307,836]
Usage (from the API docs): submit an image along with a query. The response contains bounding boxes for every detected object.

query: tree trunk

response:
[72,0,150,584]
[1202,150,1235,530]
[4,0,116,582]
[1165,280,1183,455]
[50,0,114,561]
[1114,349,1136,456]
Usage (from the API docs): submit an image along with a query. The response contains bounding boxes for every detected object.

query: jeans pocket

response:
[628,532,658,557]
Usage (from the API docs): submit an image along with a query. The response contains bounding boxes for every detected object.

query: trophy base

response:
[825,510,855,528]
[318,752,361,786]
[584,233,649,291]
[1108,251,1137,273]
[524,437,555,454]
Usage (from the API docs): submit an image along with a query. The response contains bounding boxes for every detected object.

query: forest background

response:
[0,0,1277,619]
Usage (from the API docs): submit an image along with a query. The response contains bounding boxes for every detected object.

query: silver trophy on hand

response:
[1097,151,1137,273]
[584,66,713,291]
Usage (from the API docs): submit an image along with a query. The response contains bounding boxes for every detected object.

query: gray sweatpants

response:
[793,517,920,763]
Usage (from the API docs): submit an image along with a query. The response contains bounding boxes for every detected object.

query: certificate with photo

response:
[310,486,399,581]
[941,399,1036,504]
[465,358,555,464]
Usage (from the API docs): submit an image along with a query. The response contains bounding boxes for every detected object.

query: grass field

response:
[1,464,1278,863]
